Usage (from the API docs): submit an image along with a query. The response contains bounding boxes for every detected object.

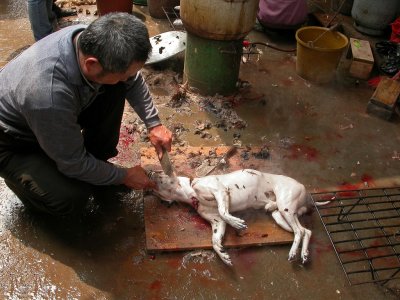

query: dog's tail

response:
[314,200,330,206]
[306,193,331,209]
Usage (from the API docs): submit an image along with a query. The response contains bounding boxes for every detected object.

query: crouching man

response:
[0,13,172,216]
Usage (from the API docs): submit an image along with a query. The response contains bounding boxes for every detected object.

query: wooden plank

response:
[371,77,400,109]
[141,146,293,252]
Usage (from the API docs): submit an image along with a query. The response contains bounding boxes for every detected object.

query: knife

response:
[159,147,176,177]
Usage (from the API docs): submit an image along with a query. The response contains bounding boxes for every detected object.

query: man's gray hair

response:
[79,12,152,73]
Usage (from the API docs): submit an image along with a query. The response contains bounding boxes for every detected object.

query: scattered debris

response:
[168,122,189,146]
[167,82,189,108]
[55,0,96,7]
[180,250,216,269]
[392,151,400,160]
[241,150,250,160]
[197,96,247,130]
[253,145,270,159]
[279,137,295,149]
[339,123,354,130]
[194,120,212,133]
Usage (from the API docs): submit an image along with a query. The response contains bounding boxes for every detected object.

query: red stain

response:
[361,173,375,186]
[338,240,399,267]
[191,197,199,210]
[150,280,162,291]
[365,240,399,266]
[119,125,136,148]
[189,214,211,230]
[112,125,137,165]
[166,257,181,268]
[234,248,258,272]
[311,238,333,256]
[316,194,336,201]
[287,144,319,161]
[336,182,359,197]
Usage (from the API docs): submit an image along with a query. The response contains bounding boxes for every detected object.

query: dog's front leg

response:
[213,189,247,231]
[198,211,232,266]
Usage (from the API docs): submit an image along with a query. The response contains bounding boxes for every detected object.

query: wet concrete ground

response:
[1,1,400,299]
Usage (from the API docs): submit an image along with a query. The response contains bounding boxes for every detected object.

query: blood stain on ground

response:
[287,144,319,161]
[150,279,162,291]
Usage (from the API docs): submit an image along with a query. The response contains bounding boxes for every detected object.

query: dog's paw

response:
[301,250,309,264]
[288,250,297,262]
[229,216,248,230]
[219,253,233,266]
[214,245,233,266]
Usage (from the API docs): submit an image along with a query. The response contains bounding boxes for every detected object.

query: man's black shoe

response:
[52,4,77,18]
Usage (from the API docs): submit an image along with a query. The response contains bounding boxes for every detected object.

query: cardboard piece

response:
[348,38,374,80]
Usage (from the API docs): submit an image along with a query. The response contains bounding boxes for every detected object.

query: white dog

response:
[149,169,327,266]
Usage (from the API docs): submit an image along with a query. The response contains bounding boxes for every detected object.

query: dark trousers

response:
[0,83,127,216]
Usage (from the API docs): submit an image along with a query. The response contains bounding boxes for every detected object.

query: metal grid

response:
[311,187,400,286]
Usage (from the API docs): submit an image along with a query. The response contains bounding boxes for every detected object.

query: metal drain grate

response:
[311,187,400,286]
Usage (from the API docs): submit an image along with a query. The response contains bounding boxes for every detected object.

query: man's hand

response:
[122,165,156,190]
[148,124,173,159]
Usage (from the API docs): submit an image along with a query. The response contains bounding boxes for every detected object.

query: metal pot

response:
[180,0,259,41]
[352,0,400,36]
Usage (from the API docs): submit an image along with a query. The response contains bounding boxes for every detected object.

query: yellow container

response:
[295,26,349,83]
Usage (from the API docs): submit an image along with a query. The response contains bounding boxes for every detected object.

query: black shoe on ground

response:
[52,4,77,18]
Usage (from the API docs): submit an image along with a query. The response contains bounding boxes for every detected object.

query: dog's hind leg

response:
[271,210,293,232]
[280,210,304,262]
[213,189,247,230]
[294,215,312,263]
[199,211,232,266]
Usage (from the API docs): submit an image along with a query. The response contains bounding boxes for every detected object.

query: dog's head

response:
[148,170,195,204]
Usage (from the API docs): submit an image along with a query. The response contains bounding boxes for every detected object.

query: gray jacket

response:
[0,25,161,185]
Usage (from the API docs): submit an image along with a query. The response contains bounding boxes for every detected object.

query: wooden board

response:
[371,77,400,109]
[141,146,293,252]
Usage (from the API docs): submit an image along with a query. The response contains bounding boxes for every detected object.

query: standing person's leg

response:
[46,0,56,22]
[27,0,53,41]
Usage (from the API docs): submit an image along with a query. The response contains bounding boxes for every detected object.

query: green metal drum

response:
[184,33,242,96]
